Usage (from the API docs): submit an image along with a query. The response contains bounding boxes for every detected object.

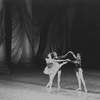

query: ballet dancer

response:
[69,51,87,93]
[52,52,70,89]
[43,52,70,89]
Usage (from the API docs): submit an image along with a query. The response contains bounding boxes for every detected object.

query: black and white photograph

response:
[0,0,100,100]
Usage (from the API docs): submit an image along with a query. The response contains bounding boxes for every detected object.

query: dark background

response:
[33,0,100,70]
[2,0,100,72]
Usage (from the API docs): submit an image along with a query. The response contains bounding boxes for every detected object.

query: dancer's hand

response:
[68,51,74,55]
[66,59,71,62]
[68,51,72,53]
[62,62,67,65]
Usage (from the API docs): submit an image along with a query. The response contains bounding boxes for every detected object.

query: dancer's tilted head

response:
[47,53,52,58]
[77,53,81,59]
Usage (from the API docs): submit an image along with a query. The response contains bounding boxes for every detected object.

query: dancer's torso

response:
[74,59,82,71]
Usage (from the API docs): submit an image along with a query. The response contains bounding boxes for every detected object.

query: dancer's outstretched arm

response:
[70,60,78,64]
[53,59,67,62]
[60,52,70,58]
[53,58,71,63]
[68,51,77,59]
[60,51,75,58]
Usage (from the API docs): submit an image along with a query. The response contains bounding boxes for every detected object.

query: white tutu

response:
[43,63,60,75]
[43,66,51,75]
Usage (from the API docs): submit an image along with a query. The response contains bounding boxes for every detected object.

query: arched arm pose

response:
[59,51,70,58]
[68,51,77,59]
[69,52,87,93]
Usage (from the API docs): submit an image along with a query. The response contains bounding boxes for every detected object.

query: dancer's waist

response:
[47,63,54,68]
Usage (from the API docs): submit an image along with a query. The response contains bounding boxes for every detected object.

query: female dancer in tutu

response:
[43,52,69,89]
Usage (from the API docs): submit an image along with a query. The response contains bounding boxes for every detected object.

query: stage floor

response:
[0,68,100,100]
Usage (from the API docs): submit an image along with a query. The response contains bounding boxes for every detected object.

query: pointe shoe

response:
[46,84,50,88]
[57,86,61,89]
[76,88,81,91]
[46,85,48,88]
[85,88,87,93]
[46,84,52,89]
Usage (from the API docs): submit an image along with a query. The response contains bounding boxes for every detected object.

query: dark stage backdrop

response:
[0,0,100,70]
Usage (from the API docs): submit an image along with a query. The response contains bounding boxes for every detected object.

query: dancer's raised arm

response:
[68,51,77,59]
[60,52,70,58]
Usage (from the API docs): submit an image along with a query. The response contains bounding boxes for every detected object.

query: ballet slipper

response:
[76,88,81,91]
[84,88,87,93]
[57,86,61,89]
[46,85,49,88]
[46,83,50,88]
[46,83,52,89]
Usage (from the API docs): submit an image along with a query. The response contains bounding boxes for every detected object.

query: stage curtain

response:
[11,0,72,62]
[11,0,32,63]
[43,10,69,56]
[0,0,5,64]
[32,2,72,57]
[0,0,73,64]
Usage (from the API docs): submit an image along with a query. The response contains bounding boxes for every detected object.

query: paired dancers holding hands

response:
[43,51,87,93]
